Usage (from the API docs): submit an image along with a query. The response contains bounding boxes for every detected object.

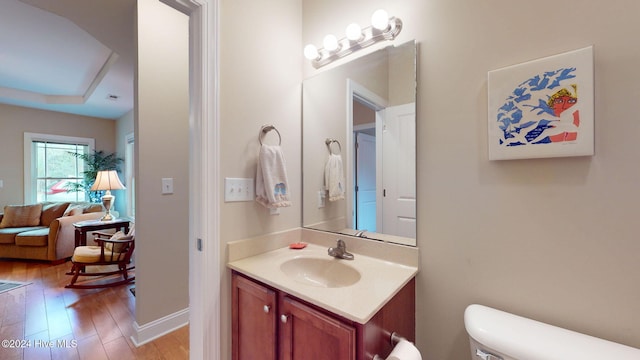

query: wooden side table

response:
[73,218,130,248]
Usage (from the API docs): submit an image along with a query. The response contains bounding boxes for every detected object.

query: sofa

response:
[0,202,104,263]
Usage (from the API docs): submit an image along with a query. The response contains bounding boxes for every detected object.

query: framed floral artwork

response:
[488,46,594,160]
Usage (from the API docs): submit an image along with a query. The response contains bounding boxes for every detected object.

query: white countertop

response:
[227,243,418,324]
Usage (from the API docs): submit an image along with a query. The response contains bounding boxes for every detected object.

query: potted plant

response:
[66,150,124,203]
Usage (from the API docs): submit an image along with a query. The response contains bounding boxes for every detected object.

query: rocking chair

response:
[65,227,135,289]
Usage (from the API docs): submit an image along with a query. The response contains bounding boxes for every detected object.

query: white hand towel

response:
[256,145,292,208]
[324,154,345,202]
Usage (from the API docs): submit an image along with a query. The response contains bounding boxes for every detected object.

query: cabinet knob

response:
[263,305,270,313]
[280,314,288,323]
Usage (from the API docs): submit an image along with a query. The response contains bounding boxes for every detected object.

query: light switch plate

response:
[317,190,325,208]
[162,178,174,194]
[224,178,255,202]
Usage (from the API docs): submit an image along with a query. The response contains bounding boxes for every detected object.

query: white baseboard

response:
[130,307,189,347]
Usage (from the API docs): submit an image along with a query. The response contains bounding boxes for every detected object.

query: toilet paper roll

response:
[386,339,422,360]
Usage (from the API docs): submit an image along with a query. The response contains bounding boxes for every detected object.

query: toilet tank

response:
[464,304,640,360]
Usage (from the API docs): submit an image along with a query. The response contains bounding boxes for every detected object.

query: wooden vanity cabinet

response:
[232,273,278,360]
[280,294,356,360]
[232,271,415,360]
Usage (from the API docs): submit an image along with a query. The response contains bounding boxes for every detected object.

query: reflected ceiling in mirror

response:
[302,40,417,246]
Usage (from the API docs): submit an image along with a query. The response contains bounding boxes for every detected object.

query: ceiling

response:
[0,0,135,120]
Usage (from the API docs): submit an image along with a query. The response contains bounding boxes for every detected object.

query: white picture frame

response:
[488,46,594,160]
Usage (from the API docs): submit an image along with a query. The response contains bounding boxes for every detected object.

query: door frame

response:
[161,1,220,359]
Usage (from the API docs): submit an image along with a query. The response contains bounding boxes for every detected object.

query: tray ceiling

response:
[0,0,134,119]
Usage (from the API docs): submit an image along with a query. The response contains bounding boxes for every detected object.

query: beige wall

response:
[0,103,116,207]
[219,0,302,241]
[302,0,640,359]
[353,100,375,126]
[388,42,415,106]
[135,0,189,327]
[218,0,302,358]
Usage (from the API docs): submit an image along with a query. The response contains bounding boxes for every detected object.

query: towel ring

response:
[259,124,282,146]
[325,138,342,155]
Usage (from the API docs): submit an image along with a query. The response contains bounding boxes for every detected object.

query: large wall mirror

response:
[302,40,417,246]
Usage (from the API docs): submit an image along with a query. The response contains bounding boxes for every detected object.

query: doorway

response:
[160,1,220,359]
[347,80,386,232]
[347,79,417,239]
[353,102,377,232]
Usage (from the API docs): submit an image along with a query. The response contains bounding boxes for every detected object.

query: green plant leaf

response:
[67,150,124,202]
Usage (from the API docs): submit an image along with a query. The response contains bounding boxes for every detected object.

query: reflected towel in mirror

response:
[324,154,345,201]
[256,144,292,208]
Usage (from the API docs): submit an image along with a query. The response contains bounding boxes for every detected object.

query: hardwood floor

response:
[0,260,189,360]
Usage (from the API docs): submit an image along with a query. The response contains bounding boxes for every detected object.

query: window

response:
[125,132,135,218]
[24,133,95,204]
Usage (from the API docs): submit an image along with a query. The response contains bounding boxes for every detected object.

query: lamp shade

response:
[90,170,125,191]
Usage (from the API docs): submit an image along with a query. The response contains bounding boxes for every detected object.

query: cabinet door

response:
[279,295,356,360]
[232,273,277,360]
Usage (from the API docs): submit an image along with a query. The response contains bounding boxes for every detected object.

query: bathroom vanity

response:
[232,272,415,360]
[228,232,418,360]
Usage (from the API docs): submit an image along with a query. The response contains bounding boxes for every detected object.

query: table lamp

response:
[90,170,126,221]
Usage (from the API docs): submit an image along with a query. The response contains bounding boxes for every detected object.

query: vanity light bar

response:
[304,9,403,68]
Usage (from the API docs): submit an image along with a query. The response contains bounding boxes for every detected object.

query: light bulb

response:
[345,23,362,41]
[323,34,339,52]
[304,44,319,60]
[371,9,390,30]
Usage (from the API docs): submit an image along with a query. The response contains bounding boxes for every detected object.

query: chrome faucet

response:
[354,230,367,238]
[328,239,354,260]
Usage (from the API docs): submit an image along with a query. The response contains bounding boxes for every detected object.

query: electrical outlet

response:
[224,178,255,202]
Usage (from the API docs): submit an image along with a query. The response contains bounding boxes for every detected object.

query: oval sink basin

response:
[280,257,361,288]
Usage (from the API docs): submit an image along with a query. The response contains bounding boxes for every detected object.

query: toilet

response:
[464,304,640,360]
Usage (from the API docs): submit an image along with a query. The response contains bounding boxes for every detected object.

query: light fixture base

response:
[100,212,115,222]
[309,17,403,69]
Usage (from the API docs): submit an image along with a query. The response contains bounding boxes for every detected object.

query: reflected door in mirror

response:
[381,103,416,239]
